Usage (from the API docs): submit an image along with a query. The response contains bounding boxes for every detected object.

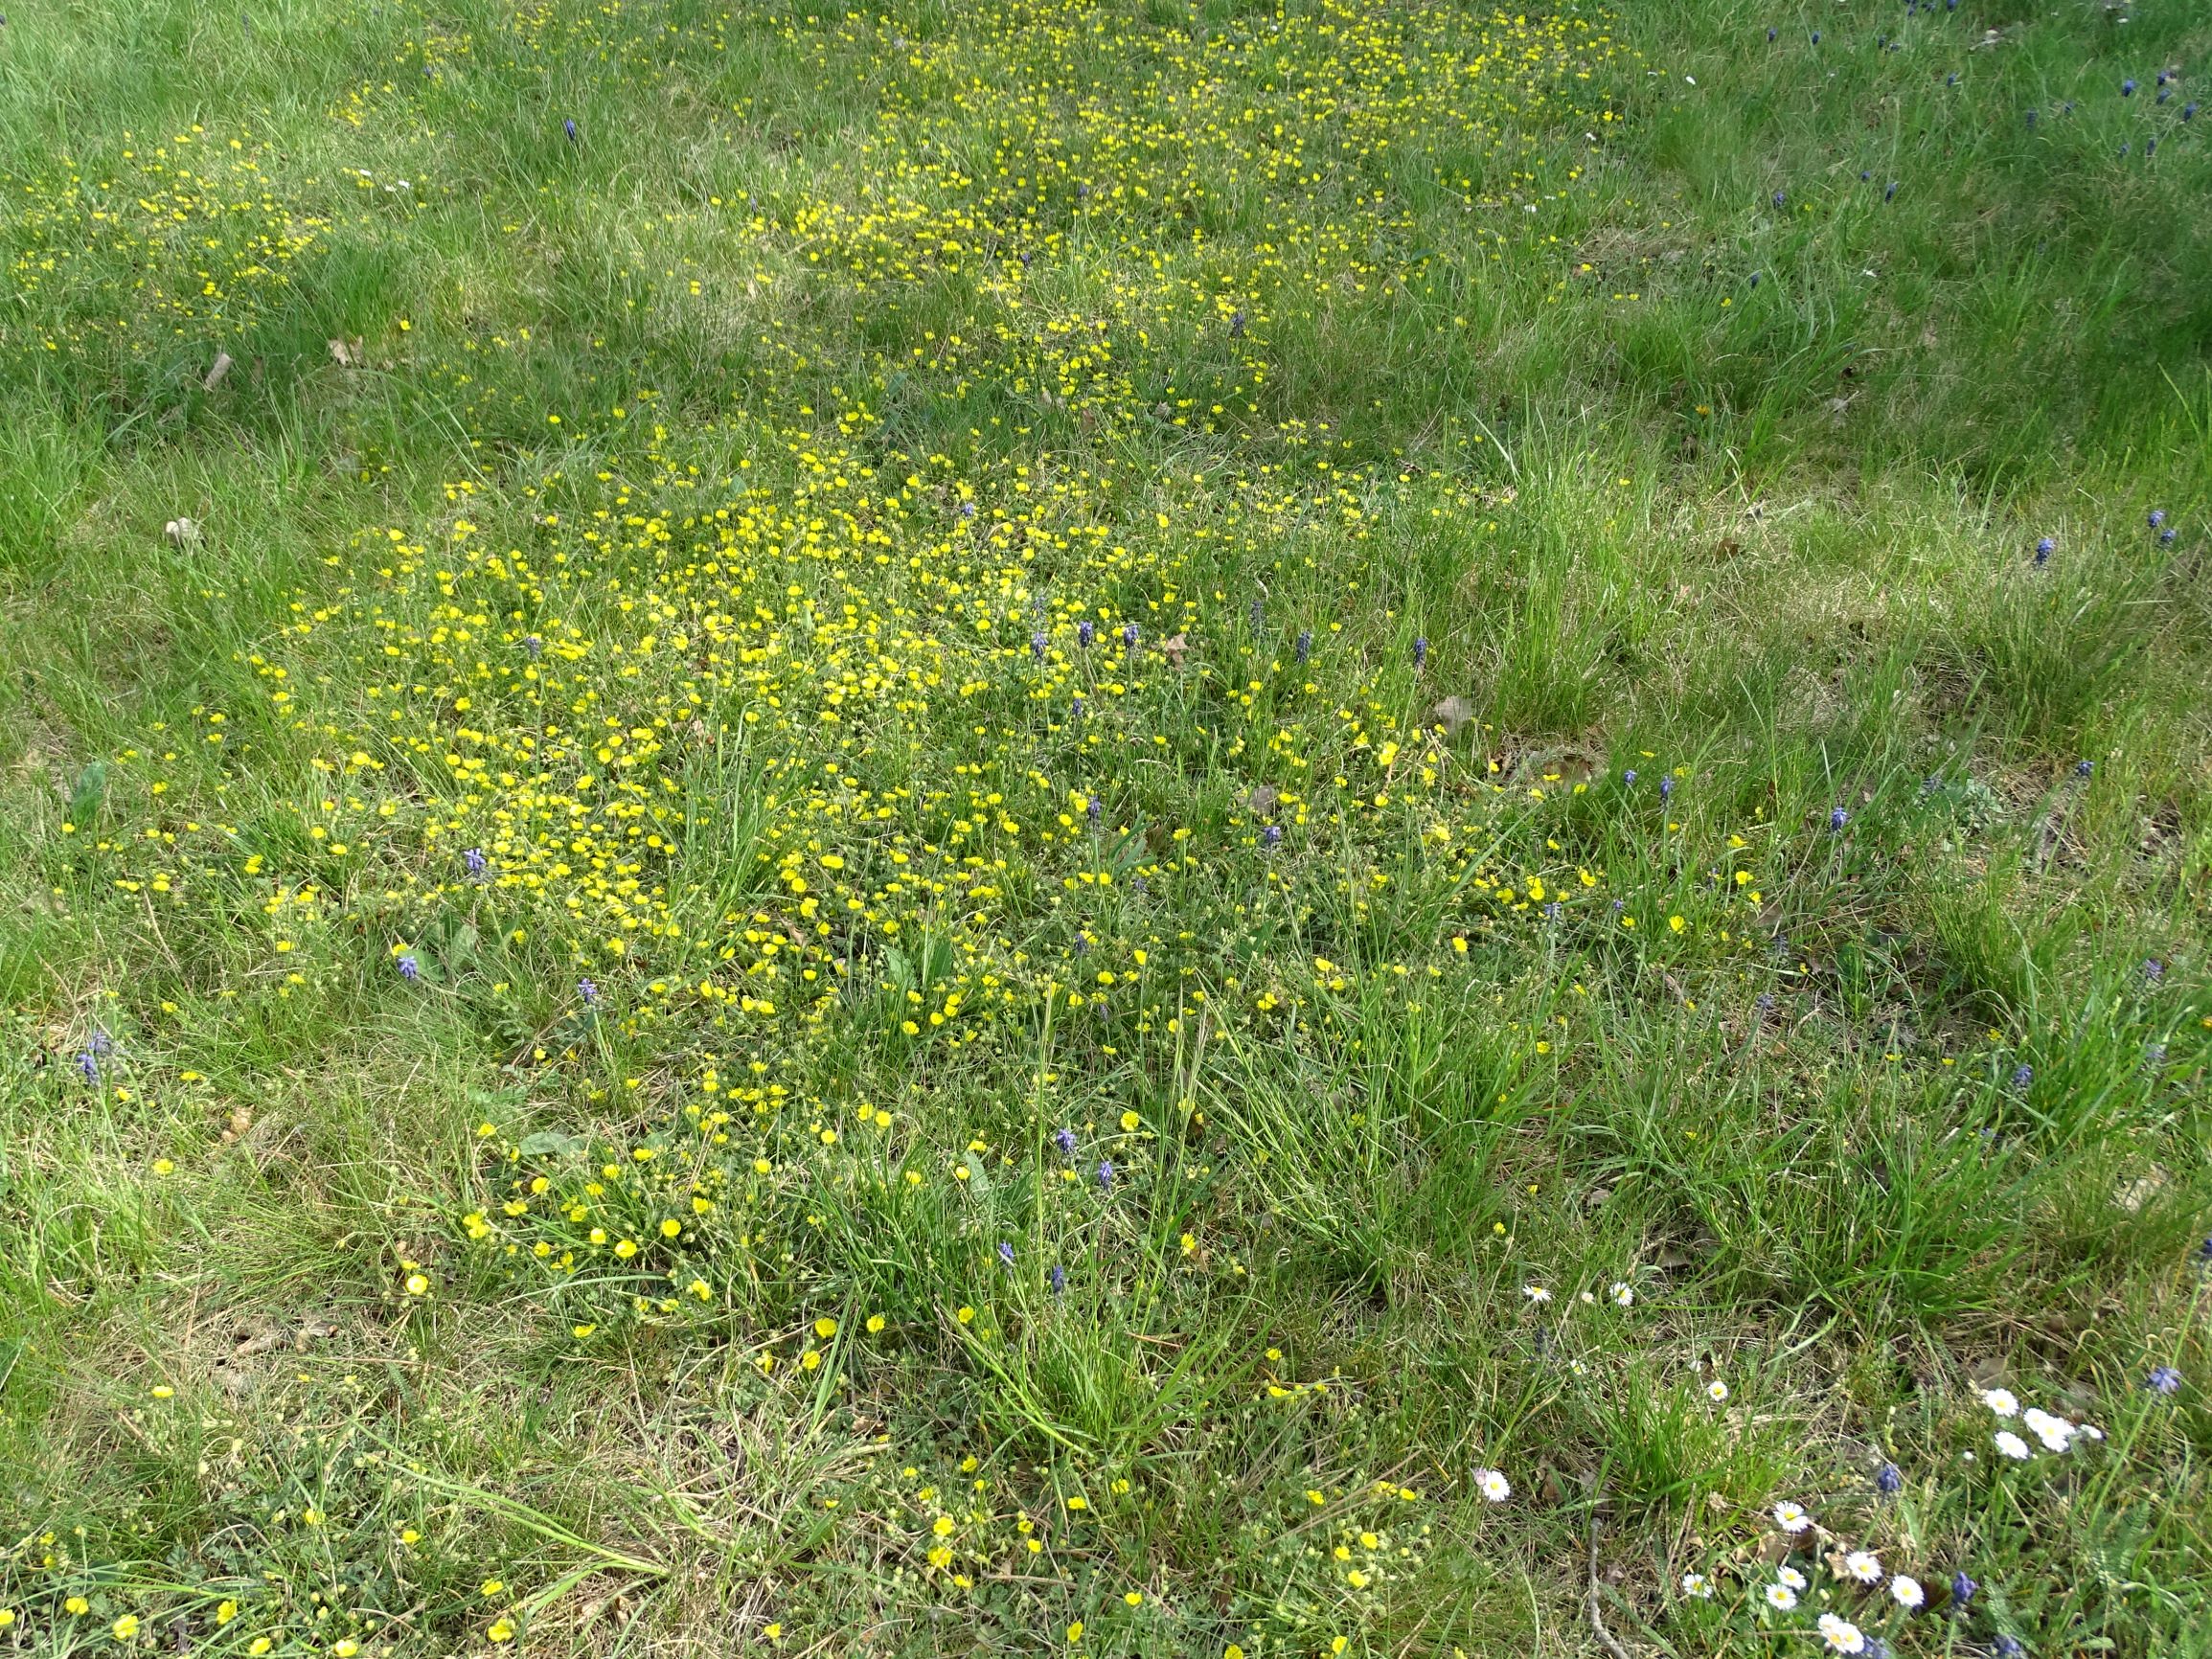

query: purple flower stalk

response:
[397,952,422,982]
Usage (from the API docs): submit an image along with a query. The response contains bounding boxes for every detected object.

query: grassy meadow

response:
[2,0,2210,1652]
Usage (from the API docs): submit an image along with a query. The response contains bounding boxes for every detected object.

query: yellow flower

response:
[481,1579,505,1597]
[814,1317,838,1338]
[956,1305,974,1324]
[1123,1590,1143,1606]
[67,1597,90,1615]
[334,1641,360,1657]
[113,1613,142,1639]
[488,1617,515,1643]
[250,1641,273,1656]
[216,1601,239,1623]
[404,1273,429,1296]
[1119,1110,1140,1131]
[1066,1622,1084,1644]
[866,1314,886,1333]
[150,1385,173,1398]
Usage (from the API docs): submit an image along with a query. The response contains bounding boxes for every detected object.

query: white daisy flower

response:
[1680,1572,1713,1600]
[1994,1430,2031,1460]
[2022,1408,2076,1453]
[1473,1466,1511,1503]
[1843,1550,1882,1584]
[1579,1289,1596,1305]
[1777,1566,1808,1590]
[2076,1422,2104,1442]
[1980,1387,2019,1418]
[1816,1613,1866,1654]
[1890,1574,1925,1610]
[1764,1582,1799,1611]
[1610,1282,1634,1307]
[1772,1500,1812,1534]
[1706,1379,1730,1403]
[1522,1284,1551,1304]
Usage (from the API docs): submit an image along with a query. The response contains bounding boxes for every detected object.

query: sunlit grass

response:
[1,0,2208,1653]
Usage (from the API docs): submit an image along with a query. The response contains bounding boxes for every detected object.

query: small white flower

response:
[1816,1613,1866,1654]
[1522,1284,1551,1304]
[1706,1378,1730,1403]
[1777,1566,1808,1591]
[1680,1572,1713,1600]
[1764,1582,1800,1612]
[1610,1282,1634,1307]
[1772,1500,1812,1534]
[1890,1574,1926,1610]
[2076,1422,2104,1442]
[1473,1466,1511,1503]
[1980,1388,2019,1418]
[1843,1550,1882,1584]
[1579,1289,1596,1305]
[1994,1430,2031,1460]
[2022,1408,2076,1453]
[1569,1358,1589,1376]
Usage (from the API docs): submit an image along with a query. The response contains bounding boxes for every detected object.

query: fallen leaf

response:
[1247,784,1279,816]
[203,352,234,390]
[1160,632,1189,666]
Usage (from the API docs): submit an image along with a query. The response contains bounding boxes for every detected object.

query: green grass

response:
[1,0,2208,1654]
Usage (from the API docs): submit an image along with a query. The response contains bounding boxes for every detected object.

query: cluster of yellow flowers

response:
[2,124,388,370]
